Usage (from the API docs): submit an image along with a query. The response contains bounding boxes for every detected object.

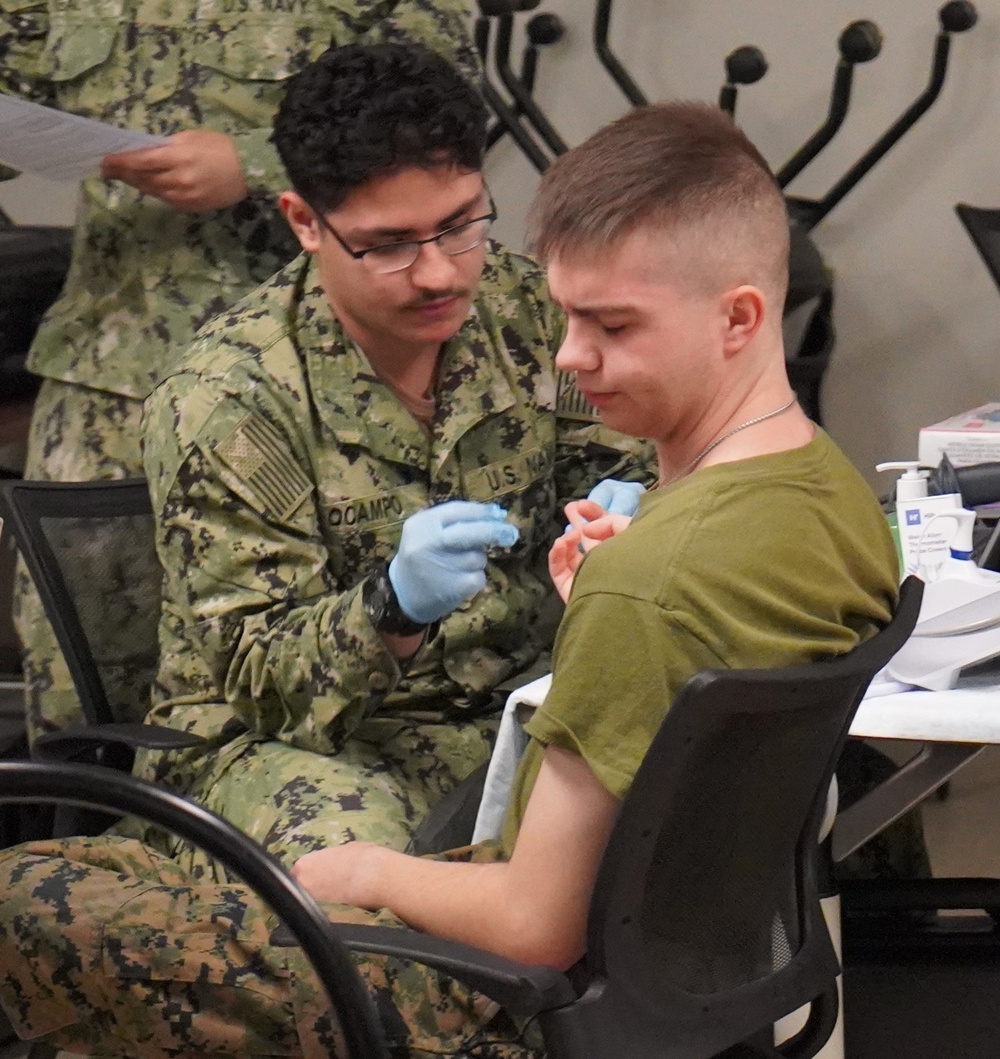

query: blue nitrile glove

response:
[586,478,646,517]
[388,501,520,625]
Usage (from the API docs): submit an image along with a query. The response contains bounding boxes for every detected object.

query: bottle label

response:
[898,495,964,579]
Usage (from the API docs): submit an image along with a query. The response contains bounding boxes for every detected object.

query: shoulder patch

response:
[214,414,312,523]
[556,371,600,422]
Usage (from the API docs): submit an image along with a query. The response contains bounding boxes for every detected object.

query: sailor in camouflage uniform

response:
[0,49,606,1054]
[0,0,480,740]
[133,43,653,875]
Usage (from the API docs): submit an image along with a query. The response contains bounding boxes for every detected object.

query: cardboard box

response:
[918,403,1000,468]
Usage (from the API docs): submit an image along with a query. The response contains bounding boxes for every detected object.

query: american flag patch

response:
[214,414,311,522]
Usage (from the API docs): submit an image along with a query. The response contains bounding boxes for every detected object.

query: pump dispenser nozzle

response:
[876,461,930,500]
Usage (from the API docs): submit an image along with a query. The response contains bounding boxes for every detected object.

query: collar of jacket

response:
[296,261,518,471]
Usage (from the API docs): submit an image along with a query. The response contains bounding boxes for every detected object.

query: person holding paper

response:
[0,0,480,742]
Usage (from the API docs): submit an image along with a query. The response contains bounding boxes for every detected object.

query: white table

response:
[833,681,1000,863]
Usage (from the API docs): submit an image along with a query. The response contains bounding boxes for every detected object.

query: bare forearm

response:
[294,843,580,969]
[367,849,516,952]
[293,749,616,971]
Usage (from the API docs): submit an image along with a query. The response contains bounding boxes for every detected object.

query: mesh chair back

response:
[1,480,161,729]
[955,203,1000,295]
[558,579,922,1059]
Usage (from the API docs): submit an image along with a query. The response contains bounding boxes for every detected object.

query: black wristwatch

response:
[362,562,427,636]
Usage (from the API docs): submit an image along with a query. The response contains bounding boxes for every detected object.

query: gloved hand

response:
[389,501,519,625]
[585,478,646,517]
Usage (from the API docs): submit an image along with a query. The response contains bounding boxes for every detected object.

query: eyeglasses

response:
[314,196,497,275]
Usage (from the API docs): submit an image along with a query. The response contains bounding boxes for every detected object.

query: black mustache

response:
[407,290,466,307]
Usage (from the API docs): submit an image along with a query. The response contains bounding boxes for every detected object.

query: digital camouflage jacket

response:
[0,0,479,399]
[140,245,654,777]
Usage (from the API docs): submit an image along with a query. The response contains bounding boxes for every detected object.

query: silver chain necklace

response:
[658,395,798,488]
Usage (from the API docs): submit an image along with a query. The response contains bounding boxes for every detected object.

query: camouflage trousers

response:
[12,378,146,740]
[0,834,541,1058]
[133,714,498,876]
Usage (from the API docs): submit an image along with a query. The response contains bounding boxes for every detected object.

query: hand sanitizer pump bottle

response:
[876,461,962,578]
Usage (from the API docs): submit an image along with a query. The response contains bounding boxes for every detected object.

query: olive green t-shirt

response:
[499,429,898,856]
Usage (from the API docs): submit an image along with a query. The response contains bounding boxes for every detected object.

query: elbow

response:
[543,938,587,973]
[497,909,586,971]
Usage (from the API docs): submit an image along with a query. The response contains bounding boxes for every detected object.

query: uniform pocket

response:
[320,481,425,583]
[462,445,558,563]
[104,922,290,984]
[102,910,301,1054]
[41,0,121,83]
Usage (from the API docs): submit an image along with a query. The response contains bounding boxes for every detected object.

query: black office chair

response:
[0,760,389,1059]
[272,578,922,1059]
[0,205,71,412]
[0,679,31,850]
[0,480,203,832]
[955,203,1000,294]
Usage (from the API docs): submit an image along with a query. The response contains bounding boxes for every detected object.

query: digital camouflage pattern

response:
[140,713,504,876]
[1,0,480,739]
[0,0,481,400]
[0,834,543,1057]
[134,243,655,875]
[11,380,146,737]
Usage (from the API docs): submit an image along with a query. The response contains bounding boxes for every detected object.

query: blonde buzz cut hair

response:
[529,101,790,306]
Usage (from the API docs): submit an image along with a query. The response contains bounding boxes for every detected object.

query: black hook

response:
[518,12,565,96]
[776,20,882,189]
[593,0,648,106]
[493,11,568,154]
[475,15,550,172]
[789,2,977,230]
[485,10,565,152]
[718,45,768,117]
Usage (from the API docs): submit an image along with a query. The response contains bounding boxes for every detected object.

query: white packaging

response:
[888,573,1000,690]
[918,402,1000,468]
[896,492,963,578]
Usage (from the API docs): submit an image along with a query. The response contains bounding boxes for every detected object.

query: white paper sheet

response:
[0,94,167,182]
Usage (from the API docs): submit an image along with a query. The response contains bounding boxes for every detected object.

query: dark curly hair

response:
[272,42,487,213]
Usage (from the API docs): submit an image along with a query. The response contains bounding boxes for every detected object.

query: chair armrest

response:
[270,921,577,1016]
[33,723,205,763]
